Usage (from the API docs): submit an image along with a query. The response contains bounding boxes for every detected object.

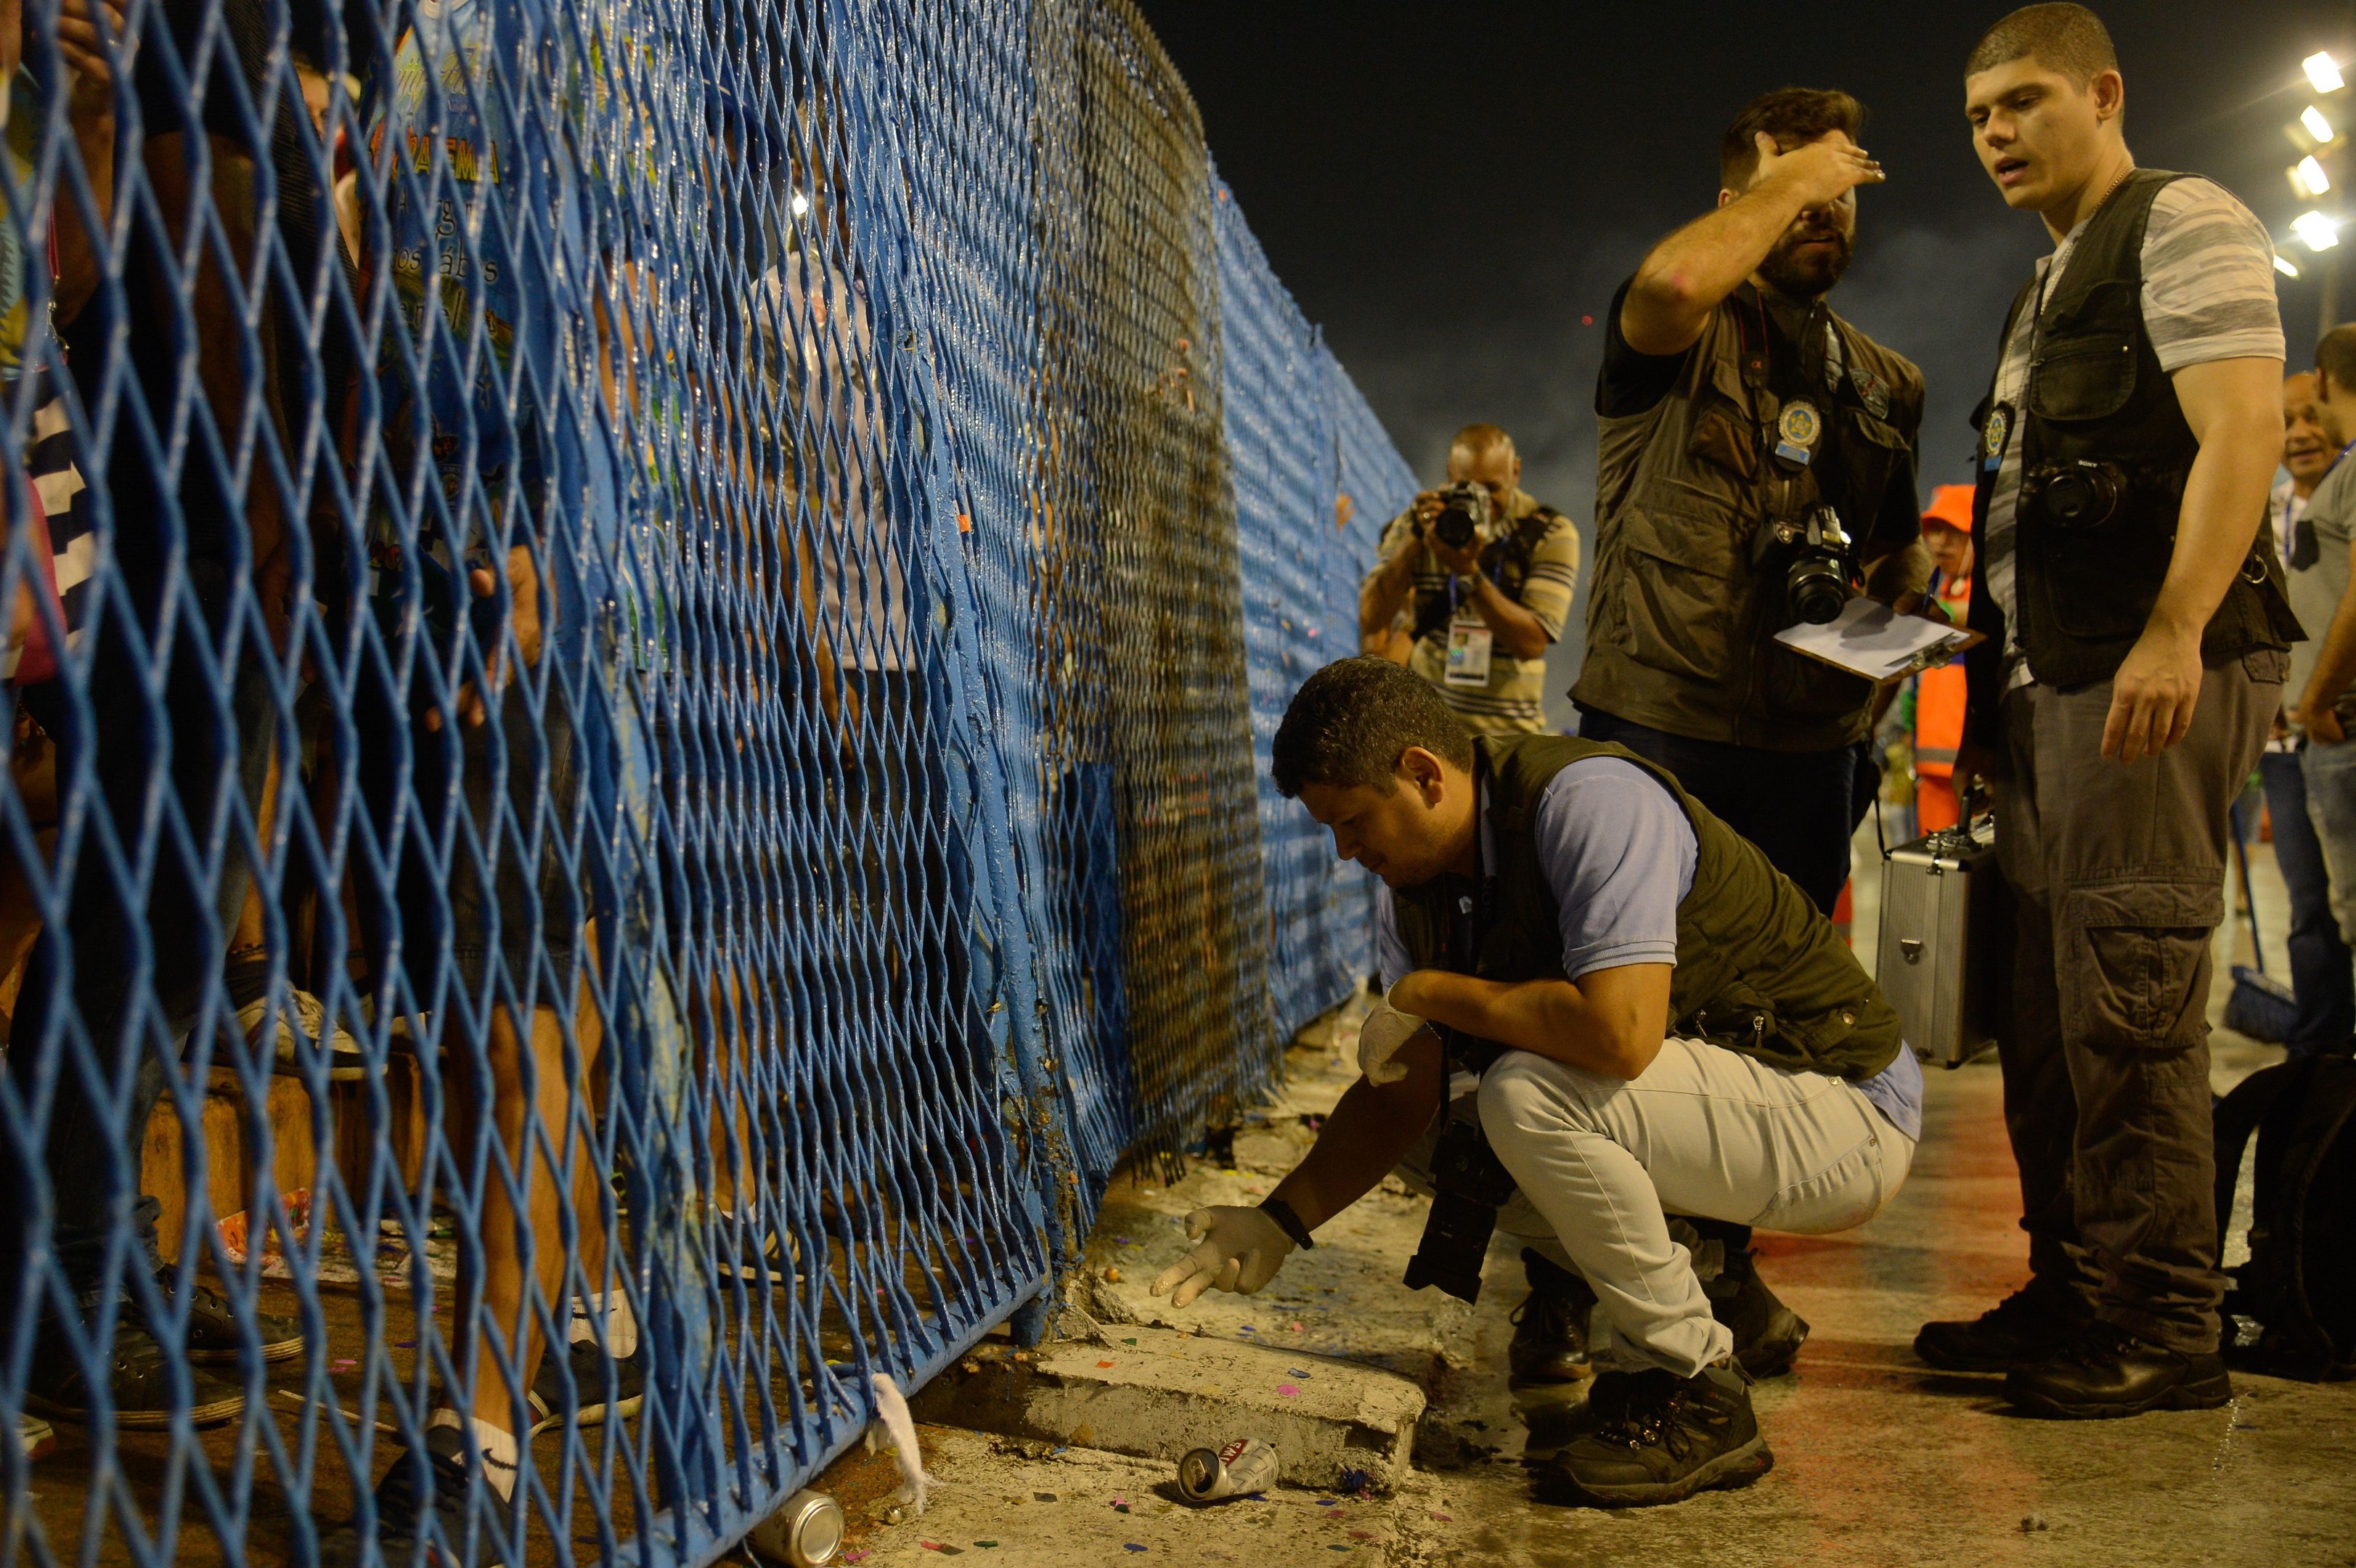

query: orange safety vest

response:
[1915,576,1970,778]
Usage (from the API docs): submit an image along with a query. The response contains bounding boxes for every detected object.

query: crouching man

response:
[1155,658,1922,1506]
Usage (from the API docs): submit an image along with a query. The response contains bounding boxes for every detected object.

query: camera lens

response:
[1433,509,1477,550]
[1788,558,1846,625]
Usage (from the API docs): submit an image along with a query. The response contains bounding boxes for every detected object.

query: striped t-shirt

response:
[1372,490,1581,733]
[1981,176,2283,685]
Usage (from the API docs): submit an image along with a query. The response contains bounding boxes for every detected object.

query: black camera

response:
[1402,1108,1521,1304]
[1421,481,1493,552]
[1756,505,1854,626]
[2022,460,2130,533]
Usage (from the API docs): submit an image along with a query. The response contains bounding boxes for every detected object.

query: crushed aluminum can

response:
[1176,1437,1280,1504]
[746,1489,847,1566]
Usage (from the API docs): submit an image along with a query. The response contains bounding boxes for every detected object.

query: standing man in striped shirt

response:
[1359,424,1580,735]
[1919,4,2299,1418]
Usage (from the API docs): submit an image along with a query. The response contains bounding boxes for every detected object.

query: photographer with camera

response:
[1360,425,1579,733]
[1154,659,1921,1508]
[1568,85,1933,1381]
[1913,7,2299,1419]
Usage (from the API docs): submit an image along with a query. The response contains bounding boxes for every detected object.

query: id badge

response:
[1446,621,1494,686]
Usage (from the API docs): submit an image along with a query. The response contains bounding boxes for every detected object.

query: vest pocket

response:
[1614,511,1739,684]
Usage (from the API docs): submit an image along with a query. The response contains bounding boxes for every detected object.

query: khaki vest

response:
[1392,734,1904,1082]
[1574,287,1926,751]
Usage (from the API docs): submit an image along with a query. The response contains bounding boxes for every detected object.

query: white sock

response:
[569,1289,640,1359]
[427,1408,521,1500]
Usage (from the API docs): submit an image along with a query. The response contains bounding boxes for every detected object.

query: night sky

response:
[1138,1,2354,727]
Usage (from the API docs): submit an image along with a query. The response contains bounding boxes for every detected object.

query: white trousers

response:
[1470,1037,1915,1377]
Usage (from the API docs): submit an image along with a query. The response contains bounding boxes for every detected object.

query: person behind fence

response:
[2259,367,2353,1058]
[1919,4,2299,1417]
[2288,329,2356,1007]
[0,0,342,1443]
[1357,424,1578,734]
[321,0,644,1554]
[1566,83,1933,1383]
[1154,658,1922,1508]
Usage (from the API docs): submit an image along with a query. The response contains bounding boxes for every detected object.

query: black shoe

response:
[1915,1287,2089,1374]
[163,1277,304,1366]
[1537,1361,1774,1508]
[23,1318,245,1429]
[527,1339,647,1437]
[321,1425,510,1568]
[1707,1253,1809,1377]
[2003,1322,2233,1419]
[1509,1252,1594,1386]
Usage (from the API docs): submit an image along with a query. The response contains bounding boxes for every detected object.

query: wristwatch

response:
[1260,1196,1316,1251]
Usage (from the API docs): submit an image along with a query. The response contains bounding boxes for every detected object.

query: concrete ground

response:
[835,814,2356,1568]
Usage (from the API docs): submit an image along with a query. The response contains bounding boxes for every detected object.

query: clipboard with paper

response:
[1772,595,1981,685]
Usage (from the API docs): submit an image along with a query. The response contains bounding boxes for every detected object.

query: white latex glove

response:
[1150,1206,1295,1307]
[1357,997,1426,1087]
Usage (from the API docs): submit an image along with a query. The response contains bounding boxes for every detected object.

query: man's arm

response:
[2296,531,2356,743]
[1420,531,1552,659]
[1387,963,1673,1082]
[1621,134,1883,356]
[2108,355,2286,762]
[1360,504,1432,650]
[1263,1030,1445,1231]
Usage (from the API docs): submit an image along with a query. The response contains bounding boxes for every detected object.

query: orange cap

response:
[1921,483,1975,536]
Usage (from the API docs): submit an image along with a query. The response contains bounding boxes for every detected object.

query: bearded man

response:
[1568,86,1935,1373]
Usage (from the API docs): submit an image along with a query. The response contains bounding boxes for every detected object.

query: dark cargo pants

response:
[1992,650,2280,1354]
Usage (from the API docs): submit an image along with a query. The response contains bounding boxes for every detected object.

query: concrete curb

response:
[908,1320,1425,1490]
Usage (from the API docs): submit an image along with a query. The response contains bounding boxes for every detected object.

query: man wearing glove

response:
[1159,658,1920,1508]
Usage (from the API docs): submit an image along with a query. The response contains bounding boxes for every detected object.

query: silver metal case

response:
[1876,820,2000,1068]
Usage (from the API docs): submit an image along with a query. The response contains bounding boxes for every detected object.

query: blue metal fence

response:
[0,1,1409,1563]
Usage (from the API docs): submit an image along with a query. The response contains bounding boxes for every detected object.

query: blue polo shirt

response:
[1375,756,1924,1140]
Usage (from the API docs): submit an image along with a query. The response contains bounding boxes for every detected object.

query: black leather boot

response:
[1509,1249,1595,1385]
[2003,1322,2232,1418]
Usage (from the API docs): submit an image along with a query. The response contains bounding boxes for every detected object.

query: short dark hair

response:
[2318,326,2356,398]
[1271,658,1474,798]
[1719,88,1867,191]
[1967,4,2119,87]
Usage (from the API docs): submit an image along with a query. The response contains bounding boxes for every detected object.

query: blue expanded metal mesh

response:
[0,1,1413,1564]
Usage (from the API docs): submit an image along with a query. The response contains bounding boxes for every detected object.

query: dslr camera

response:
[1419,481,1495,552]
[1754,505,1854,626]
[1401,1097,1520,1304]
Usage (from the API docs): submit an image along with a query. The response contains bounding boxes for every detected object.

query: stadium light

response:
[2295,209,2342,250]
[2306,105,2338,144]
[2308,52,2345,94]
[2280,253,2304,278]
[2296,155,2334,198]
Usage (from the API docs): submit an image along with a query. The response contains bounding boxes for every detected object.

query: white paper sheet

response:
[1772,596,1975,683]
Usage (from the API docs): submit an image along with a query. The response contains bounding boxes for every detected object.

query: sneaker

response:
[2003,1322,2233,1419]
[526,1339,646,1437]
[14,1412,55,1463]
[320,1424,509,1568]
[1915,1287,2089,1374]
[1706,1253,1809,1378]
[23,1319,246,1429]
[1537,1361,1774,1508]
[236,987,365,1079]
[160,1277,305,1366]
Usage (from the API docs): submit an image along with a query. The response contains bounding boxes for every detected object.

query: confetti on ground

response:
[920,1543,963,1556]
[1034,1493,1058,1503]
[1288,1368,1313,1378]
[1429,1514,1452,1522]
[1349,1531,1375,1542]
[1327,1548,1350,1554]
[1316,1500,1338,1508]
[1237,1326,1255,1336]
[1288,1323,1304,1332]
[1277,1384,1300,1397]
[1124,1547,1148,1555]
[1097,1360,1117,1369]
[330,1358,356,1371]
[974,1543,998,1550]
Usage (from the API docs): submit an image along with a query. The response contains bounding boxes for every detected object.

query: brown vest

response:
[1574,287,1926,751]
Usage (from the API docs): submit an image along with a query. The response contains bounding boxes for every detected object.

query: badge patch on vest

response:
[1850,365,1890,420]
[1774,401,1822,467]
[1983,402,2012,473]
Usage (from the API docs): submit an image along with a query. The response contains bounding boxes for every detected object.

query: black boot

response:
[1509,1250,1594,1386]
[1916,1285,2090,1373]
[1538,1360,1773,1508]
[321,1424,512,1568]
[2003,1322,2232,1418]
[1706,1249,1809,1377]
[23,1315,245,1429]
